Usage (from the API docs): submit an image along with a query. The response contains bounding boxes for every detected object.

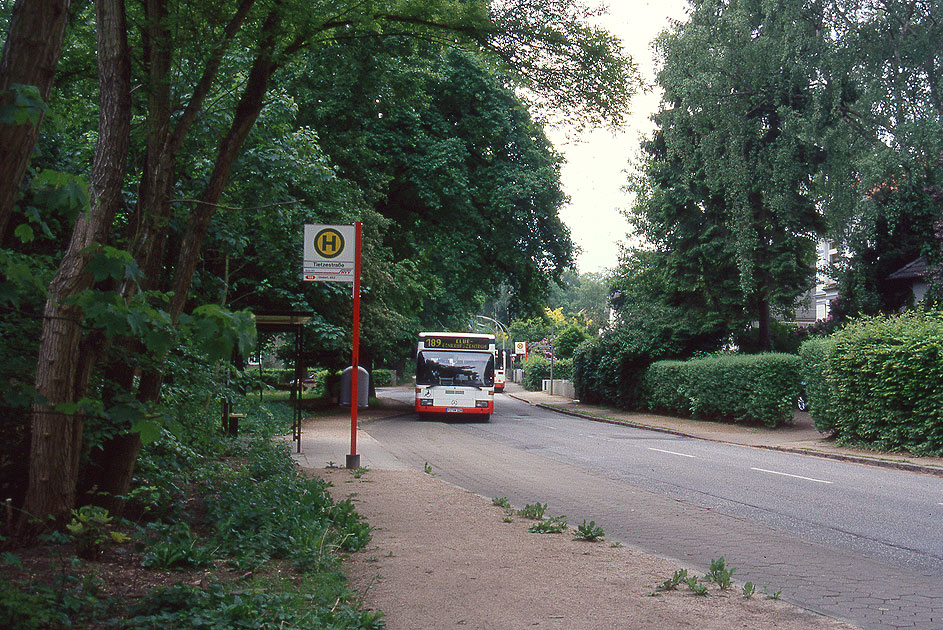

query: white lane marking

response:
[751,467,832,484]
[649,447,696,458]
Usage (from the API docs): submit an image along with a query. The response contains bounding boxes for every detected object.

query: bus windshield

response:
[416,350,495,388]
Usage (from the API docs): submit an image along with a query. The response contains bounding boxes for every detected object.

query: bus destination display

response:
[422,335,491,351]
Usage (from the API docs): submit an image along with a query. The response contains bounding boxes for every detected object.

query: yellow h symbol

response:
[314,228,344,258]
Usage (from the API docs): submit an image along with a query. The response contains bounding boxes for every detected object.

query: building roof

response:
[888,257,928,280]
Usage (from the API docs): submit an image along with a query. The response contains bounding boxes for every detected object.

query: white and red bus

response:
[493,348,510,392]
[415,332,495,420]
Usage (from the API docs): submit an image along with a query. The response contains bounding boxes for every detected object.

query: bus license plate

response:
[446,408,462,413]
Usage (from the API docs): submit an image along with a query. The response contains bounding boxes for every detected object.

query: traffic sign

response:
[303,224,355,282]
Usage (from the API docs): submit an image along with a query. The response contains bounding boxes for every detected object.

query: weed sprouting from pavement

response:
[573,520,605,541]
[764,586,782,599]
[686,576,710,596]
[528,515,567,534]
[655,558,763,598]
[655,569,688,593]
[518,502,547,520]
[704,557,736,590]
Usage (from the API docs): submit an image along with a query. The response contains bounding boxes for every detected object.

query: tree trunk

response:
[0,0,72,242]
[124,0,255,300]
[80,433,141,514]
[168,11,280,319]
[19,0,130,534]
[757,295,772,351]
[89,38,280,517]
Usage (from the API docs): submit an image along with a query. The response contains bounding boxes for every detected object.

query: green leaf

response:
[131,419,163,445]
[31,170,90,223]
[0,84,46,124]
[13,224,34,243]
[85,245,140,283]
[0,552,23,568]
[107,403,138,423]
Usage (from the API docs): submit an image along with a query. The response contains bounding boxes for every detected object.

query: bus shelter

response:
[252,310,313,452]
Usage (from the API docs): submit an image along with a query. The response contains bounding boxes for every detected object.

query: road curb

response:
[509,394,943,478]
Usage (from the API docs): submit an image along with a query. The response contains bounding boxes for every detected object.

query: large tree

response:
[280,36,577,330]
[545,270,611,332]
[623,123,746,342]
[20,0,130,532]
[627,0,838,347]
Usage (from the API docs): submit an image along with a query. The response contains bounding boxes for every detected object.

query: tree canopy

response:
[0,0,639,531]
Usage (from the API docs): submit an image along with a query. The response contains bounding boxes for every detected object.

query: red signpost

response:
[347,222,362,469]
[303,221,362,469]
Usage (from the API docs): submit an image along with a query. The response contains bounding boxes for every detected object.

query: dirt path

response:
[312,466,860,630]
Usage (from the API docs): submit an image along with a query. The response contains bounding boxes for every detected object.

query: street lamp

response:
[476,314,508,346]
[476,314,509,372]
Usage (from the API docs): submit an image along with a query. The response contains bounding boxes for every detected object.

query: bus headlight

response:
[475,401,489,408]
[420,399,434,406]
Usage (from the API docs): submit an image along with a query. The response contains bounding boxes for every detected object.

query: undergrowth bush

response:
[125,579,384,630]
[3,399,378,629]
[372,369,395,387]
[642,353,800,427]
[572,303,713,409]
[202,438,372,566]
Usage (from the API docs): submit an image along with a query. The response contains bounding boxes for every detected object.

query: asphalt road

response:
[368,388,943,630]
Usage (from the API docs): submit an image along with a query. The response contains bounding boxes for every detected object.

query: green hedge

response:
[251,368,297,388]
[798,337,839,434]
[246,368,336,397]
[521,355,572,391]
[372,369,394,387]
[303,369,331,398]
[818,312,943,455]
[642,353,801,428]
[572,333,656,409]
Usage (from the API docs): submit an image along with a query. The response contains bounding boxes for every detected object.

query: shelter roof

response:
[252,310,314,332]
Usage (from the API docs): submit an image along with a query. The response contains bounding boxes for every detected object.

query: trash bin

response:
[339,366,369,408]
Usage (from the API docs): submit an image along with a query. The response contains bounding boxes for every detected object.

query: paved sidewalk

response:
[502,382,943,477]
[288,401,412,471]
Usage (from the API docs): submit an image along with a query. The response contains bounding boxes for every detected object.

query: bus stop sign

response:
[303,224,355,282]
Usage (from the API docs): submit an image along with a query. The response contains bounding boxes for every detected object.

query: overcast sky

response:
[547,0,690,274]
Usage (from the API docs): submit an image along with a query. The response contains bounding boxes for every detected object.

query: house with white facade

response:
[888,257,930,304]
[814,239,842,320]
